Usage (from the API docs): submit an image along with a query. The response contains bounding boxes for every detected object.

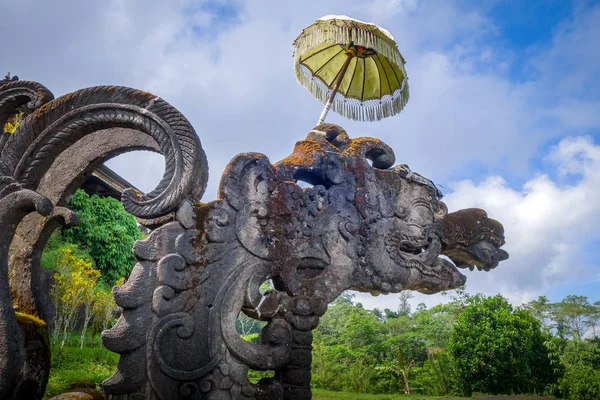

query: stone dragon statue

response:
[0,81,507,400]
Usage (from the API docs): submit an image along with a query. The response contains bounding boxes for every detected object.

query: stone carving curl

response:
[0,81,209,399]
[1,85,208,219]
[0,80,54,151]
[0,189,53,400]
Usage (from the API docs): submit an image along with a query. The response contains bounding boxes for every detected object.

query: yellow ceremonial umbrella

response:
[293,15,409,124]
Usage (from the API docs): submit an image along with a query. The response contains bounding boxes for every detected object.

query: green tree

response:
[411,301,463,349]
[41,232,94,272]
[397,290,413,317]
[376,344,415,394]
[551,296,594,340]
[312,293,394,393]
[524,295,552,332]
[586,301,600,338]
[340,304,385,348]
[448,294,555,395]
[412,347,453,396]
[90,289,119,342]
[63,189,142,283]
[547,339,600,400]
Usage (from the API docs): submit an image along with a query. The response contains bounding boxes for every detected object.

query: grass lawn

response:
[44,333,118,399]
[313,389,445,400]
[312,391,557,400]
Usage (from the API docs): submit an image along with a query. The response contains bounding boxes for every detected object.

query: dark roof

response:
[80,165,139,201]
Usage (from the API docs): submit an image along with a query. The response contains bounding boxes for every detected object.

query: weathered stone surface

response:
[0,82,208,399]
[0,81,508,400]
[103,123,508,399]
[0,79,52,153]
[12,313,51,399]
[0,189,52,400]
[37,268,56,330]
[48,388,106,400]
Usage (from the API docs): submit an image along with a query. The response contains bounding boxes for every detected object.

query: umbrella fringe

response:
[293,20,407,79]
[295,63,409,122]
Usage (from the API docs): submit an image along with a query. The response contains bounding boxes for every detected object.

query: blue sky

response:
[486,1,573,78]
[3,0,599,311]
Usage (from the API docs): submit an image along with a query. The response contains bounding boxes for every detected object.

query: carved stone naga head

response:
[0,82,507,400]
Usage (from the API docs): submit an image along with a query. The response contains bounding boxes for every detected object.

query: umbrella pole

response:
[317,53,353,125]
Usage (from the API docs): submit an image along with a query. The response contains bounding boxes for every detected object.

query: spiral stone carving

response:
[0,80,54,152]
[0,81,208,399]
[2,85,208,218]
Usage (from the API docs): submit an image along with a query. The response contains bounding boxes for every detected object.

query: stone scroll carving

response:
[0,81,508,400]
[0,81,207,400]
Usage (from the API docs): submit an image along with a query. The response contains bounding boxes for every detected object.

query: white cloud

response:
[3,0,599,311]
[441,136,600,301]
[3,0,550,195]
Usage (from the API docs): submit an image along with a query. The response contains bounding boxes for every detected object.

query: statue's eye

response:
[407,204,434,226]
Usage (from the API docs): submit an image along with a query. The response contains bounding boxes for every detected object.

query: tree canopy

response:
[300,290,600,399]
[62,189,141,284]
[448,294,555,395]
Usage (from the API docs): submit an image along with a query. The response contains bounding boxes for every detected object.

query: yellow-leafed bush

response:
[51,248,100,349]
[90,283,121,342]
[3,111,24,133]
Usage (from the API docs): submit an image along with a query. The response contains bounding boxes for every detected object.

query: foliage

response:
[89,289,118,341]
[3,110,24,133]
[63,189,142,284]
[313,296,385,393]
[552,295,597,340]
[526,295,600,340]
[397,291,413,317]
[545,338,600,400]
[44,282,600,398]
[237,312,265,338]
[523,295,552,332]
[411,347,452,396]
[236,281,272,339]
[51,248,100,349]
[45,245,120,396]
[241,332,260,343]
[41,232,94,272]
[559,362,600,400]
[448,294,555,396]
[376,344,416,394]
[49,242,120,350]
[312,291,462,395]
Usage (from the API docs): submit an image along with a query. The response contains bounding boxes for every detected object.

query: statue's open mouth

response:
[396,236,432,255]
[387,233,441,266]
